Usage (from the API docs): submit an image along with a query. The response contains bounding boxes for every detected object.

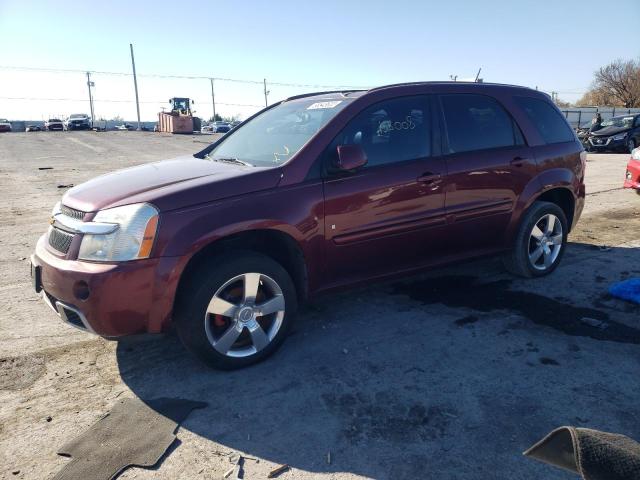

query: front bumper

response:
[31,234,173,337]
[68,122,90,130]
[589,136,626,151]
[624,159,640,190]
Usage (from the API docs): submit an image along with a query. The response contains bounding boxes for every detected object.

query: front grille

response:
[48,227,74,253]
[60,205,85,220]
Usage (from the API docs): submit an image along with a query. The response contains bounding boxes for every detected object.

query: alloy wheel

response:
[528,214,563,271]
[204,273,285,358]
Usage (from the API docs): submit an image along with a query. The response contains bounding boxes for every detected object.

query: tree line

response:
[558,58,640,108]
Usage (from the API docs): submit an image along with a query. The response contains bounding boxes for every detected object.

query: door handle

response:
[511,157,528,167]
[417,173,442,183]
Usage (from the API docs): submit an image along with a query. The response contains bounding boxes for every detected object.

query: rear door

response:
[437,93,535,256]
[322,95,448,285]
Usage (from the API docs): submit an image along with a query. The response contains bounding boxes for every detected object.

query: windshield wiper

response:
[205,154,253,167]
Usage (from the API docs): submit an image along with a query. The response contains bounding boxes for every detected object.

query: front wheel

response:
[175,252,297,370]
[502,201,568,278]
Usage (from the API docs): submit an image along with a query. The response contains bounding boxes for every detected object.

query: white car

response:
[0,118,11,132]
[44,119,64,131]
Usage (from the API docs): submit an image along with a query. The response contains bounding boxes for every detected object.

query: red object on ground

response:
[624,151,640,191]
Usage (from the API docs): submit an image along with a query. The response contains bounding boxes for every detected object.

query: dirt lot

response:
[1,131,639,480]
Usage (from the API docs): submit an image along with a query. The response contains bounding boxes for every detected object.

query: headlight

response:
[612,133,626,141]
[78,203,159,262]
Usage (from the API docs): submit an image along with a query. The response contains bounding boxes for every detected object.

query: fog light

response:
[73,281,90,301]
[627,171,632,180]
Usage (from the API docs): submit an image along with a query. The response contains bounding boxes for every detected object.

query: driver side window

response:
[326,96,431,171]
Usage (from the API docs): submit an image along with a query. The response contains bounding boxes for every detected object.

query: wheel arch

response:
[174,228,309,312]
[534,187,576,230]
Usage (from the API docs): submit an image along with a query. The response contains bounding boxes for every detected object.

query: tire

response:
[175,251,297,370]
[502,201,568,278]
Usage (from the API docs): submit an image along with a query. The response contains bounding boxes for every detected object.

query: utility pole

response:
[263,78,269,107]
[474,67,482,82]
[129,43,142,131]
[210,78,216,121]
[86,72,95,125]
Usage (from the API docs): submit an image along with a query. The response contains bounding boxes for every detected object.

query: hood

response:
[591,125,630,137]
[62,155,283,213]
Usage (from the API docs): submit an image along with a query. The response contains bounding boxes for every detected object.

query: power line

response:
[0,65,368,89]
[0,96,263,107]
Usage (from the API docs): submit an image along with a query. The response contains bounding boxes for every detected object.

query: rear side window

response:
[329,95,431,169]
[440,94,521,154]
[514,96,575,144]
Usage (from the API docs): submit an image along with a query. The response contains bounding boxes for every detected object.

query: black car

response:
[588,114,640,153]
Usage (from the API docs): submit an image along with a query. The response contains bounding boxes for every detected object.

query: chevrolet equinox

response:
[31,82,586,369]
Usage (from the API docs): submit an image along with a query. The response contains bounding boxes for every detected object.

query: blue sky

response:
[1,0,638,120]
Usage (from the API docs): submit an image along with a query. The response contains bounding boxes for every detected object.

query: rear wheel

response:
[175,252,297,370]
[502,201,568,278]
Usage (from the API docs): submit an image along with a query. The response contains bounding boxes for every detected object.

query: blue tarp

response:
[609,279,640,305]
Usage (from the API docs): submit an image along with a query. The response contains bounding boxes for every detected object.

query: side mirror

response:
[335,144,367,171]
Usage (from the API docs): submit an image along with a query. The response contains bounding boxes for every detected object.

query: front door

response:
[322,95,448,287]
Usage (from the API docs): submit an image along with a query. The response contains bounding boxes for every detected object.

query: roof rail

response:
[368,81,532,92]
[283,89,365,102]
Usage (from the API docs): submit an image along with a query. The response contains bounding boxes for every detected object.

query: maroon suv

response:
[31,82,585,369]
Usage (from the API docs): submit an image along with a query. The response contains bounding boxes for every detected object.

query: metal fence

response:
[560,107,640,129]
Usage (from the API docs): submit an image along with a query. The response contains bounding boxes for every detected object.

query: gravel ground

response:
[0,131,639,480]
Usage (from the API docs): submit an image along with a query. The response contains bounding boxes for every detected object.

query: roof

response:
[284,81,538,103]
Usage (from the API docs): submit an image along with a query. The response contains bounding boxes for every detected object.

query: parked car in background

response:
[229,120,242,129]
[210,121,231,133]
[26,125,42,132]
[32,82,585,369]
[115,123,135,131]
[588,114,640,153]
[44,119,64,131]
[624,147,640,194]
[0,119,12,132]
[65,114,91,130]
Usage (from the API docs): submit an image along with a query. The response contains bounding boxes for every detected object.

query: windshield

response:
[69,114,86,119]
[601,116,634,128]
[49,119,61,122]
[205,97,352,166]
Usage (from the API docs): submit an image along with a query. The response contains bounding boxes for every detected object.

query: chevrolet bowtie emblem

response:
[49,216,55,225]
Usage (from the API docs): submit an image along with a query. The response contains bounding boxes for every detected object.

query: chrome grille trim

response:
[60,205,86,220]
[48,227,74,253]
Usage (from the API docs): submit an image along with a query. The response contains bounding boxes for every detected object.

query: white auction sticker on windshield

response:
[307,101,342,110]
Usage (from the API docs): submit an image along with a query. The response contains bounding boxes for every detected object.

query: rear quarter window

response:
[514,96,575,144]
[440,94,521,154]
